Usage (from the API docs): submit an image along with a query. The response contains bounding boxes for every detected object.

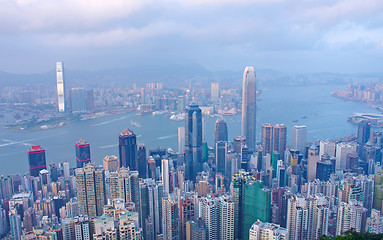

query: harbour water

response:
[0,84,379,175]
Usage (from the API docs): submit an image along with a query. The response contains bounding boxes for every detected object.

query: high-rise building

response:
[215,141,227,174]
[181,198,195,240]
[119,128,137,170]
[336,200,367,235]
[218,196,235,240]
[336,143,357,170]
[287,195,329,240]
[215,119,228,142]
[319,140,336,158]
[86,89,95,112]
[261,124,287,160]
[185,104,203,182]
[357,120,371,145]
[162,159,170,195]
[75,139,91,168]
[211,82,220,103]
[56,61,65,112]
[27,145,47,177]
[186,218,207,240]
[241,66,256,151]
[70,88,87,113]
[103,155,119,172]
[75,163,106,217]
[137,145,147,178]
[243,180,271,240]
[178,127,185,154]
[249,220,287,240]
[163,195,180,240]
[232,172,249,240]
[292,125,307,155]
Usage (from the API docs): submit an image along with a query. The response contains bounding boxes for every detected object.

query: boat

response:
[170,113,185,121]
[130,120,141,128]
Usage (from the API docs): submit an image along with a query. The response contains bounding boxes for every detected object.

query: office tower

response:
[27,145,47,177]
[249,220,287,240]
[62,161,70,179]
[70,88,87,113]
[292,125,307,154]
[178,127,185,154]
[49,163,58,182]
[262,124,286,160]
[211,82,220,103]
[241,66,256,151]
[56,61,65,112]
[162,159,170,195]
[307,145,320,181]
[140,179,163,239]
[162,196,180,240]
[357,120,371,145]
[234,136,246,154]
[103,155,119,172]
[336,200,367,235]
[215,119,228,142]
[319,140,336,158]
[75,164,106,217]
[86,89,95,112]
[243,180,271,240]
[119,128,137,170]
[336,143,357,170]
[316,160,333,181]
[216,141,227,174]
[75,139,91,168]
[272,124,287,160]
[148,157,157,179]
[185,103,203,182]
[137,145,147,178]
[287,195,329,240]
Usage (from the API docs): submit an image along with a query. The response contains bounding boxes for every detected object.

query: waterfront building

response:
[103,155,119,172]
[56,61,65,112]
[292,125,307,155]
[336,143,357,170]
[178,126,185,154]
[249,220,287,240]
[241,66,256,151]
[215,119,228,142]
[137,144,147,178]
[75,139,91,168]
[211,82,220,103]
[119,128,137,170]
[27,145,47,177]
[357,120,371,146]
[185,103,203,182]
[75,163,106,217]
[70,88,87,113]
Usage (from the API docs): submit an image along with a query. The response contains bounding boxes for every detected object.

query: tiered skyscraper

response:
[27,145,47,177]
[185,103,203,182]
[241,66,256,151]
[75,139,91,168]
[119,128,137,170]
[56,61,65,112]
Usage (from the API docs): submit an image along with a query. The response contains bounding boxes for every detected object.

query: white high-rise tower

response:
[241,66,256,151]
[292,125,307,154]
[56,61,65,112]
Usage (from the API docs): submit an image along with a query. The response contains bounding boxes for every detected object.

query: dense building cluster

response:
[1,66,383,240]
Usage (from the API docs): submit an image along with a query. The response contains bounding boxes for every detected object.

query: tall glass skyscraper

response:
[75,139,91,168]
[215,118,228,142]
[27,145,46,177]
[185,103,203,182]
[241,66,256,151]
[119,128,137,170]
[56,61,65,112]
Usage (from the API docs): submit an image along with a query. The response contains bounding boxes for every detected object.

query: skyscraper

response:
[215,119,228,142]
[119,128,137,170]
[357,120,371,145]
[56,61,65,112]
[178,126,185,154]
[27,145,47,177]
[211,82,220,103]
[75,164,106,217]
[162,159,170,195]
[70,88,87,114]
[335,143,357,170]
[261,124,287,160]
[185,103,203,182]
[137,145,147,178]
[292,125,307,155]
[215,141,227,174]
[163,195,180,240]
[241,66,256,151]
[75,139,91,168]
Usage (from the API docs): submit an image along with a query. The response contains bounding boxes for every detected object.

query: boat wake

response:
[91,116,128,127]
[99,144,118,149]
[158,134,177,140]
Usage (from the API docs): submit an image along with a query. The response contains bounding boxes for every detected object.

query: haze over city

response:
[0,0,382,74]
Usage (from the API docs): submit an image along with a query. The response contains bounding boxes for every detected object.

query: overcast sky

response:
[0,0,382,74]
